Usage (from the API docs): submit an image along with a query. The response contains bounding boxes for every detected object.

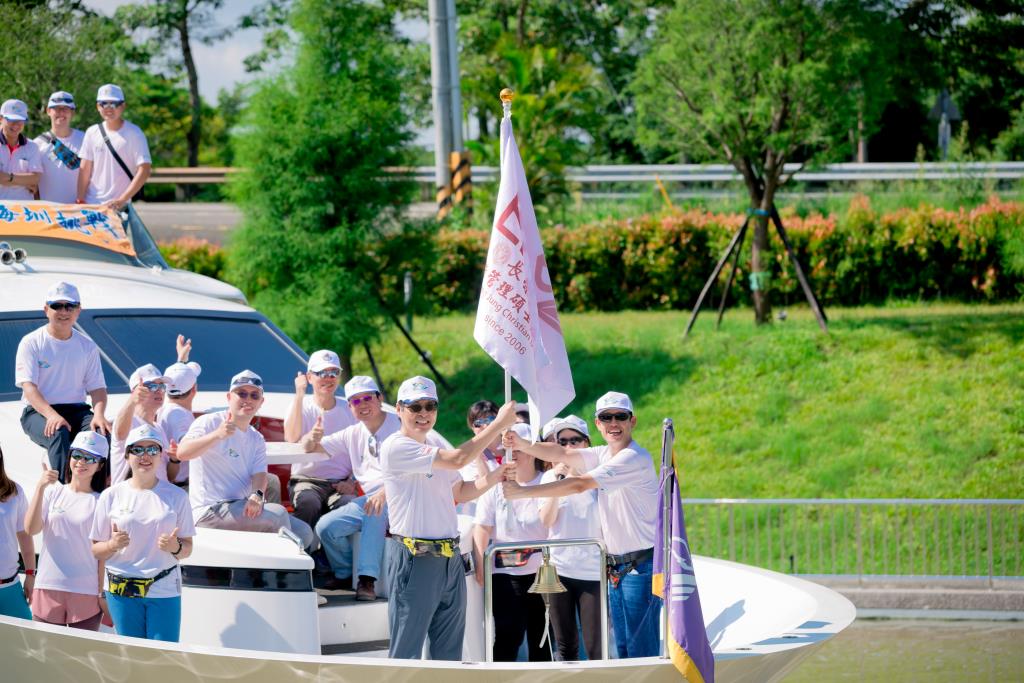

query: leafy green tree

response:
[227,0,417,377]
[634,0,899,324]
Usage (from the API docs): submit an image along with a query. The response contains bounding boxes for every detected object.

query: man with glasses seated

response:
[501,391,661,658]
[76,83,151,211]
[283,350,357,532]
[15,281,110,482]
[110,364,174,485]
[176,370,314,549]
[380,376,516,660]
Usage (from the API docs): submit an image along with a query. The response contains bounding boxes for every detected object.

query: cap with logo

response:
[165,361,201,396]
[47,91,76,110]
[96,84,125,103]
[46,281,80,305]
[1,99,28,122]
[307,349,341,373]
[70,430,109,459]
[397,375,437,403]
[595,391,633,416]
[229,369,263,391]
[345,375,380,399]
[549,414,590,439]
[129,363,172,390]
[126,423,167,450]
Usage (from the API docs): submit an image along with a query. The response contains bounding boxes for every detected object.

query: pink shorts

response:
[31,588,101,624]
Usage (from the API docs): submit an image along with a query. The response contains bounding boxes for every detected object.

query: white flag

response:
[473,112,575,438]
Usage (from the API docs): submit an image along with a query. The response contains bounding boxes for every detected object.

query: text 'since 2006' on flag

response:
[473,109,575,436]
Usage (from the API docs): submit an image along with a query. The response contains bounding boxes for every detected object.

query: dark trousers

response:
[492,573,553,662]
[548,575,603,661]
[21,403,95,484]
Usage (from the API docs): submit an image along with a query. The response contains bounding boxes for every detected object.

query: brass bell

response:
[528,547,566,595]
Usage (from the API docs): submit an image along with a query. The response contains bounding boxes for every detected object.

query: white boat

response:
[0,203,855,681]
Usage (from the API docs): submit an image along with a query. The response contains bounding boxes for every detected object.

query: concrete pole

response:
[446,0,463,151]
[428,0,453,211]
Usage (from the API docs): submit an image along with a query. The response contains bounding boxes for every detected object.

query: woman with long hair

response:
[0,442,35,619]
[25,431,109,629]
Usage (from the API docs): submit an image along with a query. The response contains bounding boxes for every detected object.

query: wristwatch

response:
[252,489,265,500]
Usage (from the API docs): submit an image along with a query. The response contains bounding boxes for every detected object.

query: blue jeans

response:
[315,496,388,580]
[0,580,31,620]
[105,592,181,642]
[608,557,661,658]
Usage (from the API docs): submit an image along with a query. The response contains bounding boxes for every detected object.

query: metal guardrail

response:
[680,498,1024,585]
[149,167,238,184]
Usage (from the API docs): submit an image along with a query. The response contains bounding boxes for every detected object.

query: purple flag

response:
[653,445,715,683]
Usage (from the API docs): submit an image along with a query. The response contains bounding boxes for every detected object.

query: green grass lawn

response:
[365,302,1024,500]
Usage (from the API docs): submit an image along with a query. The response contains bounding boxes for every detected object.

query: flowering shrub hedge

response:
[159,237,228,280]
[161,196,1024,312]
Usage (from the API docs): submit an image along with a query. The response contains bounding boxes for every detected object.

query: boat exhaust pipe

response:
[0,241,25,265]
[13,247,26,263]
[0,249,13,266]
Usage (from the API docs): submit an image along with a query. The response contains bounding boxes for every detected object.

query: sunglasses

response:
[472,416,496,428]
[313,369,341,379]
[70,451,101,464]
[48,302,79,311]
[558,436,587,446]
[231,377,263,388]
[233,390,263,401]
[51,97,74,105]
[98,101,124,108]
[367,435,379,459]
[597,412,632,423]
[403,400,438,413]
[127,444,162,457]
[349,393,377,406]
[141,381,166,393]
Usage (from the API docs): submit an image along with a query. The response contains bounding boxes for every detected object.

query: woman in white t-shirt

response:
[90,424,194,642]
[0,443,35,620]
[472,423,552,662]
[24,431,109,629]
[536,416,603,661]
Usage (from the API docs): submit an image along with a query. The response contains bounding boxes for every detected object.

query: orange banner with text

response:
[0,202,134,256]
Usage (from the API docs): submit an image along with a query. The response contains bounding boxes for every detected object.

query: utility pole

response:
[429,0,467,220]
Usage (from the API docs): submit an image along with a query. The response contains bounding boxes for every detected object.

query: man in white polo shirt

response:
[0,99,43,200]
[33,91,85,203]
[502,390,661,658]
[176,370,313,549]
[381,376,515,660]
[283,350,357,531]
[15,281,110,482]
[76,84,151,211]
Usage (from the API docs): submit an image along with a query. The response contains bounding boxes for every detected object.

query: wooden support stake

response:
[683,215,751,338]
[769,206,828,332]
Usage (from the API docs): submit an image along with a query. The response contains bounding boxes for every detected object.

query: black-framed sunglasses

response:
[48,302,79,311]
[98,101,124,109]
[558,436,587,446]
[127,444,162,457]
[403,400,438,413]
[597,412,632,423]
[141,381,166,393]
[349,393,377,406]
[70,450,101,464]
[231,377,263,388]
[313,369,341,379]
[472,415,496,428]
[233,389,263,401]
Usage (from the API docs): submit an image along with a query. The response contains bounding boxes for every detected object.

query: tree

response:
[634,0,898,324]
[227,0,417,378]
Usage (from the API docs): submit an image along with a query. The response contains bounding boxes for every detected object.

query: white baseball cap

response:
[46,281,80,304]
[397,375,437,403]
[165,361,201,396]
[510,422,533,442]
[540,418,562,441]
[47,91,76,109]
[307,349,341,373]
[229,369,263,391]
[129,363,172,390]
[595,391,633,416]
[70,431,108,459]
[126,423,167,450]
[1,99,28,121]
[549,414,590,439]
[345,375,380,399]
[96,84,125,103]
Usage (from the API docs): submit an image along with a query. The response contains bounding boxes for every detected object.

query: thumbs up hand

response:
[218,412,237,439]
[308,414,324,446]
[109,522,130,552]
[158,526,180,554]
[37,461,59,489]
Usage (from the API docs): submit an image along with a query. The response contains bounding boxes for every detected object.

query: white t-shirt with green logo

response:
[183,410,267,519]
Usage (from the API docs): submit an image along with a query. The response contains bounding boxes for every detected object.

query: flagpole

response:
[660,417,675,659]
[500,87,515,464]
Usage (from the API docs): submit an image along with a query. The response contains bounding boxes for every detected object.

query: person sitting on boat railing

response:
[110,364,175,485]
[157,336,201,490]
[33,91,85,204]
[502,391,661,659]
[0,99,43,201]
[176,370,314,550]
[380,376,515,661]
[473,422,551,663]
[536,415,603,662]
[283,350,357,534]
[90,423,194,642]
[24,431,109,631]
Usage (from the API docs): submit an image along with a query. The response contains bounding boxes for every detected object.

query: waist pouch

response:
[107,566,175,598]
[494,548,539,569]
[397,536,459,558]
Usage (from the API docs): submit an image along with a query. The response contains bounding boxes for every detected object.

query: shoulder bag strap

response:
[99,124,134,181]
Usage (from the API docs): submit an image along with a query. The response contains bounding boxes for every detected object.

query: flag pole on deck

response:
[501,89,514,463]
